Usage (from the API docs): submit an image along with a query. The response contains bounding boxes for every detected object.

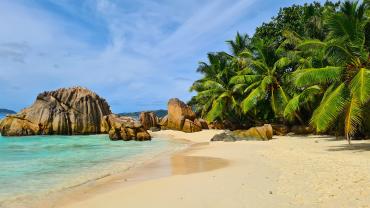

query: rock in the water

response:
[103,114,151,141]
[136,131,151,141]
[139,112,159,130]
[0,87,111,136]
[108,128,121,141]
[0,116,39,136]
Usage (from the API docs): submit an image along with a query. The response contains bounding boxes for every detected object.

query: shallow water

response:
[0,134,185,206]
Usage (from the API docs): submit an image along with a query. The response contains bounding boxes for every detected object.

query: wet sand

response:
[60,130,370,208]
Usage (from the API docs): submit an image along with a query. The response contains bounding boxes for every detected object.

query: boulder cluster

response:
[136,98,208,133]
[271,124,314,136]
[139,111,160,131]
[104,114,151,141]
[156,98,208,133]
[0,87,151,141]
[0,87,111,136]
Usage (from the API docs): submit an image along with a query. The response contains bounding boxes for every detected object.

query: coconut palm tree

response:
[189,33,253,123]
[189,52,240,122]
[292,1,370,143]
[230,39,292,120]
[226,32,251,56]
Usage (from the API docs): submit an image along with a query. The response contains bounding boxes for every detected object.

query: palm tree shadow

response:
[326,143,370,152]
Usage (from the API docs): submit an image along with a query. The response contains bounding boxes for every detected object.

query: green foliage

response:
[189,0,370,141]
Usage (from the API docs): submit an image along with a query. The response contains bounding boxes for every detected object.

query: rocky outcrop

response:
[194,118,208,129]
[159,115,168,130]
[271,124,290,136]
[139,112,159,130]
[211,124,273,141]
[161,98,202,133]
[102,114,151,141]
[210,131,236,142]
[0,87,111,136]
[290,125,314,135]
[232,124,273,141]
[208,121,225,130]
[167,98,196,130]
[182,119,202,133]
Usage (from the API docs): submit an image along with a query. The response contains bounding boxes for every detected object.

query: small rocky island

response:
[0,87,151,141]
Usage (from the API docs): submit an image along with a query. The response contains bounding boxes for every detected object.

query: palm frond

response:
[274,57,291,70]
[241,87,266,113]
[311,83,349,132]
[229,75,262,85]
[349,68,370,104]
[205,99,225,122]
[271,86,289,117]
[297,39,326,51]
[344,97,363,143]
[284,85,322,120]
[243,81,261,94]
[294,66,343,87]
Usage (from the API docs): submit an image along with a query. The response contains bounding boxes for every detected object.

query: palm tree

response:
[189,52,240,122]
[226,32,251,56]
[230,39,292,121]
[292,1,370,143]
[189,33,253,123]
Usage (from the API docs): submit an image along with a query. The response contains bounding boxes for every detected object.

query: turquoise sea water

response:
[0,134,185,207]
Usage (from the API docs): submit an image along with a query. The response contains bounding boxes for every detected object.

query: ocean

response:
[0,134,186,207]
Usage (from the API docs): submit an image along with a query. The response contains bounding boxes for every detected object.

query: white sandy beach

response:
[62,130,370,208]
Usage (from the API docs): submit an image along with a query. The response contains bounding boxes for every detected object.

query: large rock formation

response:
[102,114,151,141]
[139,112,159,130]
[162,98,202,133]
[0,87,111,136]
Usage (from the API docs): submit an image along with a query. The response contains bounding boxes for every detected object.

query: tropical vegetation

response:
[189,0,370,143]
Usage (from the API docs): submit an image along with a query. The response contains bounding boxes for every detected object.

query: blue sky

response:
[0,0,325,113]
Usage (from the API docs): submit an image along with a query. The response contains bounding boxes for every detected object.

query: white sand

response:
[63,130,370,208]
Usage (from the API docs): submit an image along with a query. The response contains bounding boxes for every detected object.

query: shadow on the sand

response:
[326,143,370,152]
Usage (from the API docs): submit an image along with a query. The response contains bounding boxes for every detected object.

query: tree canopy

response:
[189,1,370,143]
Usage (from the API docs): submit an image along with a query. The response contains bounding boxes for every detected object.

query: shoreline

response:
[3,130,370,208]
[61,131,370,208]
[24,130,224,208]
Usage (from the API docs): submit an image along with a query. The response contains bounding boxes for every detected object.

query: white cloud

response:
[0,0,299,112]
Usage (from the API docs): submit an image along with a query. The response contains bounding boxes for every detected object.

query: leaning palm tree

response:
[293,1,370,143]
